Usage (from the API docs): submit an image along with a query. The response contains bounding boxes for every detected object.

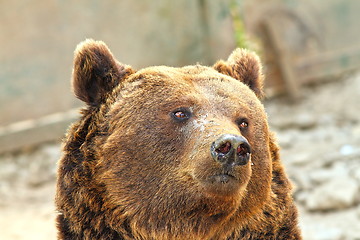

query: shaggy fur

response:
[55,39,302,240]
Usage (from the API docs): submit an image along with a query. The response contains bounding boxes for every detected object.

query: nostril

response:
[235,143,251,166]
[216,142,232,154]
[236,143,251,156]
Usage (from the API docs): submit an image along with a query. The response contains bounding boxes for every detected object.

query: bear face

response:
[97,66,272,235]
[56,39,301,240]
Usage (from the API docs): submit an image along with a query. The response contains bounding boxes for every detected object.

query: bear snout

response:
[210,134,251,167]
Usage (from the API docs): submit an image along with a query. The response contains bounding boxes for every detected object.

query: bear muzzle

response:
[197,134,252,196]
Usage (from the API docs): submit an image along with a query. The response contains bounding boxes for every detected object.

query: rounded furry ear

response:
[72,39,135,106]
[213,49,264,99]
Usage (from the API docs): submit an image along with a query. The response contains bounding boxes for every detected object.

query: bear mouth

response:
[208,173,236,184]
[201,171,242,196]
[208,165,239,184]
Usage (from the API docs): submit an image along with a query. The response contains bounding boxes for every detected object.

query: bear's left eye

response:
[236,118,249,130]
[171,108,192,122]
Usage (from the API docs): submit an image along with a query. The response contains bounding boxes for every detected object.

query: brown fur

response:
[56,39,302,239]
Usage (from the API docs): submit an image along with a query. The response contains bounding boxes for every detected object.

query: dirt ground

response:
[0,72,359,240]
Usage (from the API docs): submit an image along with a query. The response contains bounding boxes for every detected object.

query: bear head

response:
[56,39,294,240]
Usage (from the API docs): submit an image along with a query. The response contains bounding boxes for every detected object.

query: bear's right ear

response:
[72,39,135,106]
[213,49,264,99]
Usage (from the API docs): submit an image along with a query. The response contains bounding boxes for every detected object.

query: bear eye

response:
[236,118,249,130]
[171,108,192,122]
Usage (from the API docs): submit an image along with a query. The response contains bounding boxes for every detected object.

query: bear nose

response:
[210,134,251,166]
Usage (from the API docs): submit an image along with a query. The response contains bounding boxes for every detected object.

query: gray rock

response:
[27,143,61,187]
[288,152,313,166]
[293,113,318,130]
[277,129,302,149]
[306,176,359,211]
[352,166,360,183]
[309,163,348,185]
[294,191,308,204]
[352,124,360,142]
[340,144,355,156]
[301,223,344,240]
[291,173,313,191]
[269,112,317,130]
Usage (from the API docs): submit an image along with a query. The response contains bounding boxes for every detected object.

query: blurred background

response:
[0,0,359,239]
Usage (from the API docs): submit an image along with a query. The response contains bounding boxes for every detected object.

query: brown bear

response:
[55,39,302,240]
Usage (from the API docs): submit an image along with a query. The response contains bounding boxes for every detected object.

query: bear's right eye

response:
[171,108,192,122]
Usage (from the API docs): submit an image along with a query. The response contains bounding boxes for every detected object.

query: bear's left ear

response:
[213,49,264,99]
[72,39,135,106]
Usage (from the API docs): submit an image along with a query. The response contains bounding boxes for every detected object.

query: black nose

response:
[211,134,251,166]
